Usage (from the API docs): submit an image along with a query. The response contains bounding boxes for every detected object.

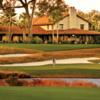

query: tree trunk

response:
[52,25,55,43]
[28,0,36,42]
[8,15,12,42]
[56,23,59,43]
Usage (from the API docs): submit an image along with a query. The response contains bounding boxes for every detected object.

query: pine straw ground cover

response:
[0,46,40,54]
[0,78,97,87]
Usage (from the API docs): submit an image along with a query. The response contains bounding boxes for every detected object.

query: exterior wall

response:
[53,15,89,30]
[40,25,53,30]
[40,25,48,30]
[68,7,77,29]
[76,17,89,30]
[38,7,90,30]
[53,17,69,30]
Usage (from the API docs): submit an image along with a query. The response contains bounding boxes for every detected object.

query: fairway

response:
[0,87,100,100]
[0,44,100,51]
[0,64,100,78]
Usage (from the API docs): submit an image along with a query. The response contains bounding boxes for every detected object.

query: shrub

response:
[2,36,9,43]
[6,75,23,86]
[13,36,19,43]
[94,36,100,44]
[31,36,43,44]
[23,37,31,43]
[0,73,7,79]
[61,40,72,44]
[47,40,53,44]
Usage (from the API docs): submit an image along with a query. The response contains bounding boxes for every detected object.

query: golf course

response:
[0,44,100,77]
[0,44,100,100]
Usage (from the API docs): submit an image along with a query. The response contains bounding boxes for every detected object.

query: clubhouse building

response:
[0,7,100,43]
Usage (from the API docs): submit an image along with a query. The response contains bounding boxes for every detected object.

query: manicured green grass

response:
[0,64,100,77]
[0,86,100,100]
[0,43,100,51]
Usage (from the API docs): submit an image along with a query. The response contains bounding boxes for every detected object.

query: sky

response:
[16,0,100,15]
[65,0,100,12]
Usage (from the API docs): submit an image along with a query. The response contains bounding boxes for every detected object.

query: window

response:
[52,25,54,30]
[80,24,84,29]
[59,24,64,30]
[47,25,49,30]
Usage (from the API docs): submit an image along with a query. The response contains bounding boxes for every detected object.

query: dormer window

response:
[59,24,64,30]
[47,25,49,30]
[80,24,84,29]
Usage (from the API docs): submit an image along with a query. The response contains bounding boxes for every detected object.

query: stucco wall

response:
[76,17,89,30]
[53,16,89,30]
[39,11,89,30]
[53,17,69,30]
[40,25,48,30]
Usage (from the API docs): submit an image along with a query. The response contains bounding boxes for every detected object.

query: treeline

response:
[78,10,100,31]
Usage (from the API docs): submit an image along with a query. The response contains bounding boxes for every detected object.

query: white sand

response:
[0,54,31,58]
[0,57,99,67]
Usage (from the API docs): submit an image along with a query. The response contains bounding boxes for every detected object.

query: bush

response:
[0,73,7,79]
[94,36,100,44]
[31,36,43,44]
[13,36,20,43]
[2,36,9,43]
[6,75,23,86]
[61,40,72,44]
[48,40,53,44]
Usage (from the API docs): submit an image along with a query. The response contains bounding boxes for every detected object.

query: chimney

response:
[68,7,77,29]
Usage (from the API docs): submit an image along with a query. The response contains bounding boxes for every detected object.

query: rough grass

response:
[0,44,100,51]
[0,86,100,100]
[0,64,100,78]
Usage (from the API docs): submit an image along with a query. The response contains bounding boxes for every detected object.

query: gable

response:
[77,15,91,24]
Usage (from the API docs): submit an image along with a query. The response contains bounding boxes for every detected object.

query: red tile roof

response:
[32,16,54,25]
[0,26,100,35]
[32,14,90,26]
[0,26,23,34]
[0,26,48,34]
[32,14,69,25]
[48,28,100,35]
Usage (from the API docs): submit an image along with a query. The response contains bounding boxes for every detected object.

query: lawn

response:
[0,64,100,78]
[0,43,100,51]
[0,86,100,100]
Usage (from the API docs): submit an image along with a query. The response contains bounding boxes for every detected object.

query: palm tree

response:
[0,2,16,42]
[18,13,29,42]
